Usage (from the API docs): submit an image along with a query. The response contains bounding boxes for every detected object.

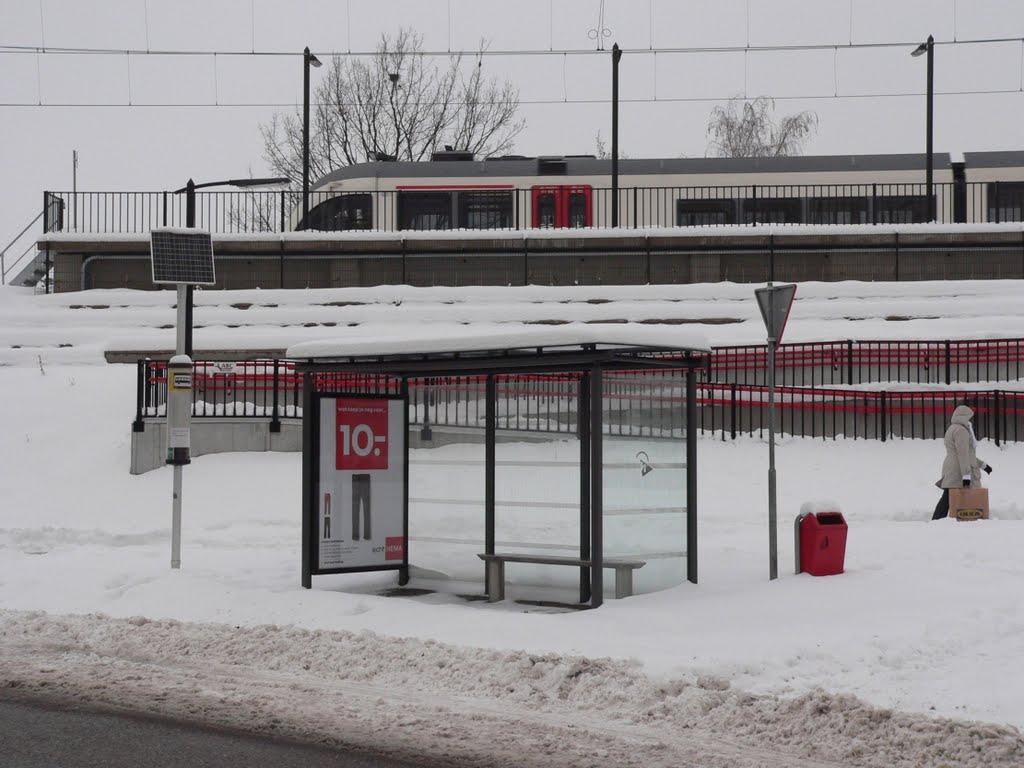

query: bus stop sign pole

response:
[755,283,797,580]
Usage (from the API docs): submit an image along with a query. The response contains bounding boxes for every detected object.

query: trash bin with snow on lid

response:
[797,511,847,576]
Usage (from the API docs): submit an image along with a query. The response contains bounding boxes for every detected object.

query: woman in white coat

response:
[932,404,993,520]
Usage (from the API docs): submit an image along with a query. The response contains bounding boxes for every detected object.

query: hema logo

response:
[384,537,404,560]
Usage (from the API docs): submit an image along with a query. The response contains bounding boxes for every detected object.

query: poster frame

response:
[303,384,409,584]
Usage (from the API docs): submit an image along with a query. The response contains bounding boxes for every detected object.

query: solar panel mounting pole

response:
[150,227,217,570]
[171,287,186,568]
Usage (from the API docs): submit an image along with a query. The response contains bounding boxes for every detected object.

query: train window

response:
[676,200,736,226]
[398,191,452,230]
[567,192,589,228]
[807,197,870,225]
[874,195,929,224]
[458,191,513,229]
[741,197,802,225]
[987,182,1024,222]
[536,193,557,228]
[299,193,373,231]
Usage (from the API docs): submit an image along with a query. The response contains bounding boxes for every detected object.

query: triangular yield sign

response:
[754,284,797,344]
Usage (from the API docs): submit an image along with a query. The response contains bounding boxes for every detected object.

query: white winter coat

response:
[936,405,988,489]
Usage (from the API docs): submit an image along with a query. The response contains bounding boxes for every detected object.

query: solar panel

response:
[150,229,216,285]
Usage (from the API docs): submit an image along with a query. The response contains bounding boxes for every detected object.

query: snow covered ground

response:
[2,281,1024,767]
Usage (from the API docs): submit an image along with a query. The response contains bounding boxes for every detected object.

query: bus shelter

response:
[289,326,709,608]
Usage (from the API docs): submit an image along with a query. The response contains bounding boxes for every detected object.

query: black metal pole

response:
[686,366,698,584]
[185,179,195,358]
[926,35,934,222]
[578,372,592,604]
[301,370,314,589]
[302,47,312,230]
[611,43,621,228]
[484,375,496,595]
[590,364,604,608]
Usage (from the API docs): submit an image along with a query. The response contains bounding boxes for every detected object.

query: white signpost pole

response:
[755,283,797,581]
[150,229,213,570]
[171,284,186,569]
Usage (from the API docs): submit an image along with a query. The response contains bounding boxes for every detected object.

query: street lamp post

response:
[303,47,322,230]
[173,177,289,356]
[611,43,622,228]
[912,35,935,222]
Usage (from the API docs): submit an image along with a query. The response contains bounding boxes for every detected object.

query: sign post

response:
[149,229,216,569]
[754,283,797,580]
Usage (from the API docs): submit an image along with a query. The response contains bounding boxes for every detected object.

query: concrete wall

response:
[131,418,303,475]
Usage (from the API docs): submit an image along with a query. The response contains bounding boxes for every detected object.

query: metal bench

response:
[477,553,646,602]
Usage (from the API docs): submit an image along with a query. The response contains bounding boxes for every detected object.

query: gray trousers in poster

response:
[352,474,371,540]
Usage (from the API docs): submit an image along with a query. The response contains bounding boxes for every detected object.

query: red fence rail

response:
[135,355,1024,444]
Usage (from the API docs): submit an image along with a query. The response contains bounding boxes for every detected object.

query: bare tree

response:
[706,96,818,158]
[261,29,525,184]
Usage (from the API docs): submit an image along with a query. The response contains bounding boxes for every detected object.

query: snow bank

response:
[2,610,1021,768]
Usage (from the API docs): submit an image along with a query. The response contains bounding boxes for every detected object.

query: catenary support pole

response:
[768,336,778,580]
[611,43,622,228]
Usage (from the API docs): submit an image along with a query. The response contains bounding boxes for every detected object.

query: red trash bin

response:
[799,512,847,576]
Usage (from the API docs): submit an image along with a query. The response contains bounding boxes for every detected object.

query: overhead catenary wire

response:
[4,34,1024,110]
[1,36,1023,58]
[2,88,1021,110]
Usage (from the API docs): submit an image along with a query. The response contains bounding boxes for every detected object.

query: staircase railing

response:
[1,209,44,287]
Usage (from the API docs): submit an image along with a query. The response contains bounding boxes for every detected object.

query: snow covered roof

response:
[286,323,710,362]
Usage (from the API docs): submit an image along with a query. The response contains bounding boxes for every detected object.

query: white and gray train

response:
[298,150,1024,232]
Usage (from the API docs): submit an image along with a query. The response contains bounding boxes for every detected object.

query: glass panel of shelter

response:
[601,370,688,595]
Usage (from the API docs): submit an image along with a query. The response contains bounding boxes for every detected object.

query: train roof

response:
[963,151,1024,168]
[313,152,964,188]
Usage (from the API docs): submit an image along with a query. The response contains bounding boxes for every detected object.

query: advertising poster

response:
[317,397,406,571]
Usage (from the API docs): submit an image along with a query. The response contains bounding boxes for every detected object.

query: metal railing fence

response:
[710,338,1024,387]
[44,181,1021,235]
[134,354,1024,445]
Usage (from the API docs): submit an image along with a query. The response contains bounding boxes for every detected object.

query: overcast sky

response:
[2,0,1024,251]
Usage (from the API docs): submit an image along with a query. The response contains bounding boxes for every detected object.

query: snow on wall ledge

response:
[37,220,1024,244]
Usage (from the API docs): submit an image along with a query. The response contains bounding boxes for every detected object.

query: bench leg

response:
[614,567,633,599]
[486,560,505,603]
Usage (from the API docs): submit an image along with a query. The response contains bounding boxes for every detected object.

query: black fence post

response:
[522,237,529,286]
[894,232,900,281]
[401,238,407,285]
[133,360,146,432]
[644,236,651,284]
[944,341,952,385]
[847,340,855,385]
[270,359,281,433]
[994,389,1001,447]
[280,190,286,233]
[880,390,888,442]
[730,383,737,440]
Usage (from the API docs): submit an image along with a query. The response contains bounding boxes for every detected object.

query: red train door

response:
[531,185,592,228]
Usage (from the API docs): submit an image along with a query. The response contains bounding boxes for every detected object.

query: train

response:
[297,150,1024,232]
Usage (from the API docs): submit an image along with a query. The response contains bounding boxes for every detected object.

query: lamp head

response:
[305,47,322,68]
[911,43,928,57]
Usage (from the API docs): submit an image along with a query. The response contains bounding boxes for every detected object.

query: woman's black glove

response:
[963,479,971,487]
[984,464,993,475]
